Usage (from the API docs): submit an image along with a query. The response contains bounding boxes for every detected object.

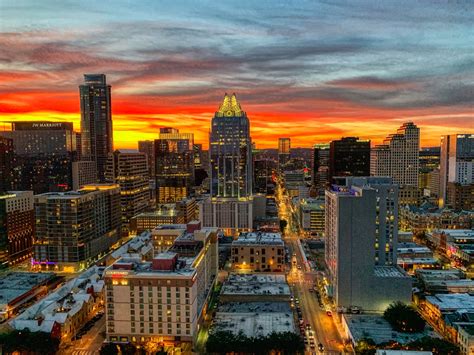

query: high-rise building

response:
[210,93,252,197]
[329,137,370,184]
[0,137,14,193]
[138,140,155,178]
[80,74,113,182]
[278,138,291,169]
[104,223,218,347]
[106,150,150,235]
[312,143,330,196]
[254,157,277,194]
[325,177,411,311]
[440,134,474,208]
[2,122,78,194]
[33,183,121,272]
[371,122,420,187]
[0,191,34,267]
[72,160,98,190]
[155,128,194,204]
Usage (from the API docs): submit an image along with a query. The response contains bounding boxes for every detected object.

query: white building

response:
[104,225,218,347]
[199,197,253,235]
[371,122,420,187]
[325,177,411,312]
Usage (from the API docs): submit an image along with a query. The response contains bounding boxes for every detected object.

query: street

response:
[59,315,106,355]
[276,179,348,354]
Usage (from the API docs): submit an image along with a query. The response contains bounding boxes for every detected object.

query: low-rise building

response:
[199,197,253,235]
[104,225,218,347]
[10,267,104,342]
[231,232,285,272]
[457,323,474,355]
[397,242,438,273]
[428,229,474,265]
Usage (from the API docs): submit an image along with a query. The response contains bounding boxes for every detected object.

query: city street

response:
[60,315,106,355]
[277,180,348,354]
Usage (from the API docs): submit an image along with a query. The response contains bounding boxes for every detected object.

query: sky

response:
[0,0,472,149]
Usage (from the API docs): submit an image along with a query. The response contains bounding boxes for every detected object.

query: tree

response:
[383,301,425,333]
[279,219,288,233]
[0,329,59,355]
[355,338,376,355]
[99,343,120,355]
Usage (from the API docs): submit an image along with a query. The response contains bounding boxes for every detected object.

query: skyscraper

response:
[106,149,150,235]
[329,137,370,183]
[371,122,420,187]
[0,137,14,193]
[155,128,194,204]
[278,137,291,169]
[325,177,411,311]
[80,74,113,182]
[138,140,155,177]
[312,143,330,196]
[440,134,474,208]
[210,93,252,197]
[2,122,78,193]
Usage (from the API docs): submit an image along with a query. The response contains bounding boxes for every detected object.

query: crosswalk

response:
[70,350,99,355]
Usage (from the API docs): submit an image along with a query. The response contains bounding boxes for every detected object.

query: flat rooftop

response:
[374,266,407,278]
[233,232,284,246]
[0,272,56,307]
[344,314,436,345]
[425,293,474,312]
[213,302,294,337]
[221,274,290,296]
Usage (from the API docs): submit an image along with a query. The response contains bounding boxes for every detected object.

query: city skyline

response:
[0,1,473,149]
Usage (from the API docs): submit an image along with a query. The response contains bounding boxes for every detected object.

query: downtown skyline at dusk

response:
[0,0,473,149]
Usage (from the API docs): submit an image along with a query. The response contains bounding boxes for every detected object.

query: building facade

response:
[278,138,291,169]
[440,134,474,208]
[33,184,121,272]
[138,140,155,178]
[371,122,420,187]
[312,143,330,196]
[210,93,252,198]
[325,178,411,311]
[0,191,34,267]
[106,150,150,235]
[80,74,113,182]
[155,128,194,204]
[0,136,14,193]
[329,137,370,184]
[104,225,218,347]
[199,197,253,235]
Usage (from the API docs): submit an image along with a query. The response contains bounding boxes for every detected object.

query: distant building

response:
[210,93,252,198]
[79,74,113,182]
[312,143,330,196]
[231,232,285,272]
[278,138,291,169]
[0,137,14,193]
[155,128,194,204]
[106,150,150,235]
[325,177,411,311]
[329,137,370,184]
[254,157,277,194]
[33,184,121,272]
[199,197,253,235]
[138,140,155,177]
[72,160,97,190]
[2,121,78,193]
[0,191,34,267]
[440,134,474,208]
[447,182,474,211]
[371,122,420,187]
[104,224,218,347]
[299,198,325,236]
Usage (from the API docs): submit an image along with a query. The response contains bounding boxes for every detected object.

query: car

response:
[326,310,332,316]
[318,343,324,352]
[299,319,305,325]
[305,323,311,330]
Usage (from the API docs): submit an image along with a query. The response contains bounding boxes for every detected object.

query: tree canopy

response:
[383,301,425,333]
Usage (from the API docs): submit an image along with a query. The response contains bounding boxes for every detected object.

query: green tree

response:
[99,343,120,355]
[355,337,376,355]
[279,219,288,233]
[408,336,460,355]
[383,301,425,333]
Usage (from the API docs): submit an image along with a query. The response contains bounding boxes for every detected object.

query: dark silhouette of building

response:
[80,74,113,182]
[329,137,370,183]
[0,137,14,193]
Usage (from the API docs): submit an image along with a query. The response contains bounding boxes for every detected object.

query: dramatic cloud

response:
[0,0,473,148]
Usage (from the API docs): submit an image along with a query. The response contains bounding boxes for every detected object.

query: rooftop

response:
[425,293,474,312]
[374,266,407,278]
[458,323,474,336]
[221,274,290,296]
[233,232,284,246]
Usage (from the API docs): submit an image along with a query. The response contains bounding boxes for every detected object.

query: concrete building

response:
[138,140,155,178]
[0,136,14,193]
[231,232,285,272]
[325,177,411,311]
[104,225,218,347]
[299,198,325,236]
[33,184,121,272]
[80,74,113,182]
[457,323,474,355]
[371,122,420,188]
[278,137,291,169]
[0,191,35,267]
[329,137,370,184]
[440,134,474,208]
[106,149,150,235]
[312,143,330,196]
[199,197,253,235]
[150,223,189,253]
[447,182,474,211]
